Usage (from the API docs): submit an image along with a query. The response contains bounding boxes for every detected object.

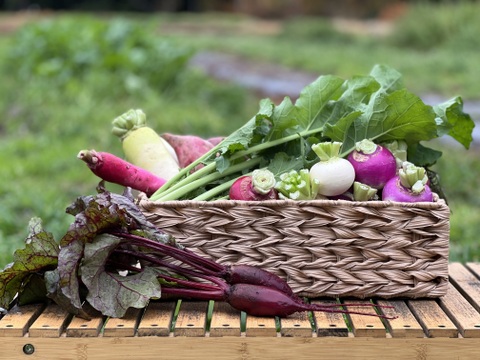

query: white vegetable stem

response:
[310,142,355,197]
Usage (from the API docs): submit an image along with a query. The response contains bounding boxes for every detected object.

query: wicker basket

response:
[138,194,450,299]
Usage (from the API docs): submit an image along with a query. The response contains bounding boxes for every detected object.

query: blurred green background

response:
[0,0,479,268]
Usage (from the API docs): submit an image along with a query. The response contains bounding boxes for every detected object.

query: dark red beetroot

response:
[223,264,294,296]
[226,283,395,319]
[116,232,396,320]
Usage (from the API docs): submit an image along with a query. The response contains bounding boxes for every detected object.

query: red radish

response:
[78,149,166,196]
[112,109,180,180]
[310,142,355,197]
[229,169,278,200]
[161,133,214,169]
[382,162,433,202]
[347,139,397,189]
[207,136,225,146]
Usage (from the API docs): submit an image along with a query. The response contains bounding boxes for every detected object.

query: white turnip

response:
[310,142,355,197]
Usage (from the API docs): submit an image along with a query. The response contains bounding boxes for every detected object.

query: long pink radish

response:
[78,149,166,196]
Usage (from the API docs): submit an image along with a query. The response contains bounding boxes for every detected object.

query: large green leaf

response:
[81,234,161,318]
[434,96,475,149]
[0,218,58,308]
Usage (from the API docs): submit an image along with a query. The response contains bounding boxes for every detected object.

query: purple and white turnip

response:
[382,162,433,202]
[347,139,397,190]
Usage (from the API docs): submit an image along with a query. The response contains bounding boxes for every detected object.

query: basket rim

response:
[138,192,448,210]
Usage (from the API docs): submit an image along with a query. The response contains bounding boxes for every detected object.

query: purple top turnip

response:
[229,169,278,200]
[382,162,433,203]
[347,139,397,189]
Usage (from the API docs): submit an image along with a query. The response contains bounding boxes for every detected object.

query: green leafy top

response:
[150,64,475,202]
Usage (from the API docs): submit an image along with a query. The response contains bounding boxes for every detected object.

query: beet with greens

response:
[0,184,395,320]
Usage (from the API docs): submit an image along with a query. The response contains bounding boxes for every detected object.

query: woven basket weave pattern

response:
[139,195,450,298]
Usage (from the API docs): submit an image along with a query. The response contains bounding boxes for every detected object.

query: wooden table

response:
[1,262,480,359]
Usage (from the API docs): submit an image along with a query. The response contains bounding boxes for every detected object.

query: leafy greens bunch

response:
[149,64,475,202]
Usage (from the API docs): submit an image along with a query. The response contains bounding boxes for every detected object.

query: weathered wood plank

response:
[0,303,45,337]
[137,301,176,337]
[438,283,480,337]
[407,299,458,338]
[173,300,208,337]
[343,300,386,338]
[28,303,72,338]
[209,301,241,337]
[279,309,313,337]
[449,262,480,313]
[311,299,349,337]
[244,314,278,337]
[66,304,104,338]
[102,308,141,337]
[377,299,425,338]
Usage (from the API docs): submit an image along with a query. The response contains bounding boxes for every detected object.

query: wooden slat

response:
[209,301,241,337]
[102,308,141,337]
[244,314,278,337]
[311,299,349,337]
[173,301,208,337]
[66,312,104,338]
[407,299,458,338]
[279,309,313,337]
[0,303,45,337]
[377,299,424,338]
[137,301,176,337]
[343,300,386,338]
[449,262,480,312]
[28,303,72,338]
[438,284,480,338]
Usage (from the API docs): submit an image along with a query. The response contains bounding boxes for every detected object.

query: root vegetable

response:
[229,169,278,200]
[161,132,214,169]
[77,149,166,196]
[382,162,433,202]
[347,139,397,189]
[112,109,180,180]
[310,142,355,197]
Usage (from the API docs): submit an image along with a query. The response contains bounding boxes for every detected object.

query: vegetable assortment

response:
[83,64,474,204]
[0,65,475,321]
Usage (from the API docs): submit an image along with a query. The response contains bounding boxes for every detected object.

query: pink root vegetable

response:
[161,133,214,169]
[229,169,278,201]
[78,149,166,196]
[207,136,225,146]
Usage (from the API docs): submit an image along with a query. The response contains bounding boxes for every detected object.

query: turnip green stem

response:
[354,139,377,154]
[353,181,377,201]
[251,169,276,195]
[153,157,262,201]
[311,141,342,161]
[399,161,428,192]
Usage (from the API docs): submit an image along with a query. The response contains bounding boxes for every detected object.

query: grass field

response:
[0,2,479,268]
